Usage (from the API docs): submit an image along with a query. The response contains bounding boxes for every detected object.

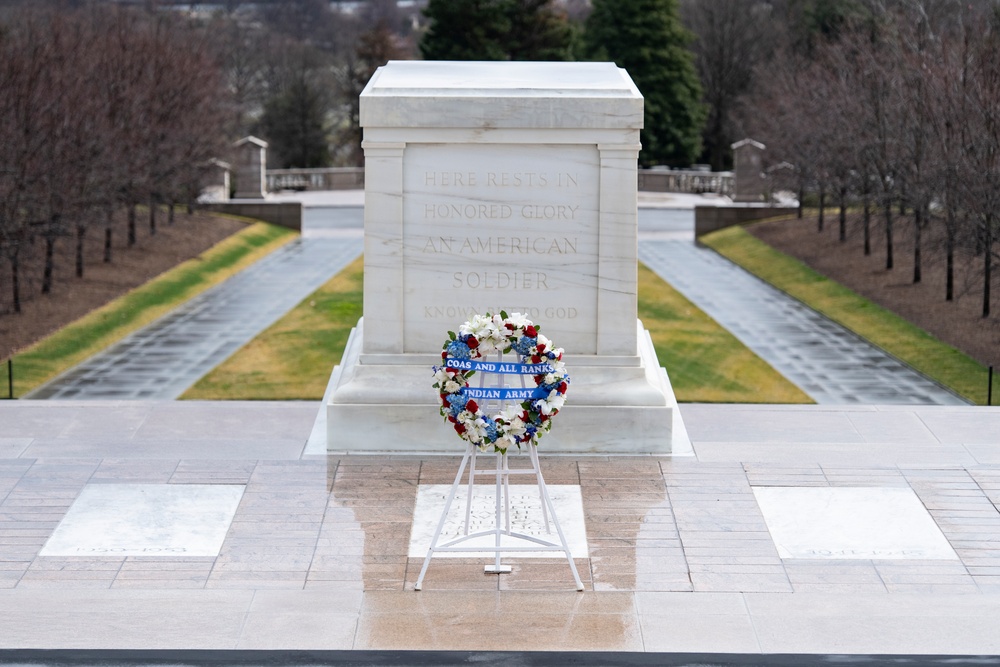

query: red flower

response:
[466,336,479,349]
[531,355,541,364]
[536,343,546,354]
[454,423,466,434]
[448,415,457,424]
[558,382,568,394]
[525,325,537,337]
[466,399,479,413]
[441,351,448,360]
[505,323,515,330]
[534,374,545,384]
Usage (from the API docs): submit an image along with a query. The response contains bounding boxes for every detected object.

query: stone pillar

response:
[233,136,267,199]
[732,138,766,202]
[326,61,686,454]
[201,159,231,202]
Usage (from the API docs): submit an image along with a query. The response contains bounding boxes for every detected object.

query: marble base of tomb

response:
[325,318,682,454]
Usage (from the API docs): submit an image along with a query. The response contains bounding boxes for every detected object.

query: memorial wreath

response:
[432,311,570,453]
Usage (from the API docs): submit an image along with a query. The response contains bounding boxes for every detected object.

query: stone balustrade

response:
[265,166,732,195]
[637,168,734,196]
[266,167,365,191]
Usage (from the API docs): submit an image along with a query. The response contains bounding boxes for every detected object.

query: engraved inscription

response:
[402,143,599,352]
[422,236,577,255]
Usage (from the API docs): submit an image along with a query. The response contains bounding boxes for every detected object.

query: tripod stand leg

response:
[484,450,511,574]
[415,445,473,591]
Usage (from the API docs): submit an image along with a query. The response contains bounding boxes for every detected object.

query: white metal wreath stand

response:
[414,354,584,591]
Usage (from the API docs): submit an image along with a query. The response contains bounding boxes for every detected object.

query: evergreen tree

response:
[420,0,511,60]
[420,0,571,61]
[506,0,573,61]
[260,77,331,168]
[585,0,706,167]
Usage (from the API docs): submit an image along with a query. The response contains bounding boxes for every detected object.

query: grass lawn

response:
[6,221,295,397]
[184,256,812,404]
[702,225,989,404]
[181,255,364,400]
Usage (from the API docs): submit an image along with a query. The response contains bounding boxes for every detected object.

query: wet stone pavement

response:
[638,240,969,405]
[26,235,362,400]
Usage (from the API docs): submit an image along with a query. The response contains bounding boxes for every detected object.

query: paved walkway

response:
[1,400,1000,655]
[639,240,969,405]
[26,231,362,400]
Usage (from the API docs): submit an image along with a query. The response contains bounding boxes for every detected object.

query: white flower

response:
[496,432,519,451]
[506,312,531,330]
[444,380,462,393]
[538,390,566,416]
[461,414,487,443]
[497,405,527,437]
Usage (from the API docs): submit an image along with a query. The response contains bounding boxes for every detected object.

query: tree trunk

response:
[104,207,113,263]
[946,235,954,302]
[984,220,993,318]
[838,186,847,242]
[149,196,157,236]
[884,202,894,270]
[797,185,804,219]
[75,225,86,278]
[128,204,136,246]
[10,253,20,314]
[863,195,871,256]
[913,206,922,284]
[168,201,176,226]
[818,188,825,232]
[42,236,54,295]
[187,201,194,215]
[946,206,956,301]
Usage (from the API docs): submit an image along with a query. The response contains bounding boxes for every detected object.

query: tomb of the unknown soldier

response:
[325,61,686,455]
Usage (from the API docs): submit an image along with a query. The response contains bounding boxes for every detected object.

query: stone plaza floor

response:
[2,400,1000,654]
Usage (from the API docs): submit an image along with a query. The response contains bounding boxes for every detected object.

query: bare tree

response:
[683,0,771,170]
[336,19,404,167]
[957,21,1000,317]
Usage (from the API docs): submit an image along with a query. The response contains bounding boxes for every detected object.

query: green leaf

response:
[448,331,456,341]
[500,310,509,319]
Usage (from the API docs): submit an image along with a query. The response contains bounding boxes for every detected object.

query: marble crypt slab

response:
[408,484,588,559]
[40,484,245,557]
[752,486,958,560]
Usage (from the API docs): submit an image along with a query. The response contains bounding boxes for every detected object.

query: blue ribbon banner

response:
[462,386,550,401]
[446,359,553,375]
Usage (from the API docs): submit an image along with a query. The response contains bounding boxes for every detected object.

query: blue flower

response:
[447,393,468,417]
[512,336,536,356]
[446,340,472,359]
[484,420,499,442]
